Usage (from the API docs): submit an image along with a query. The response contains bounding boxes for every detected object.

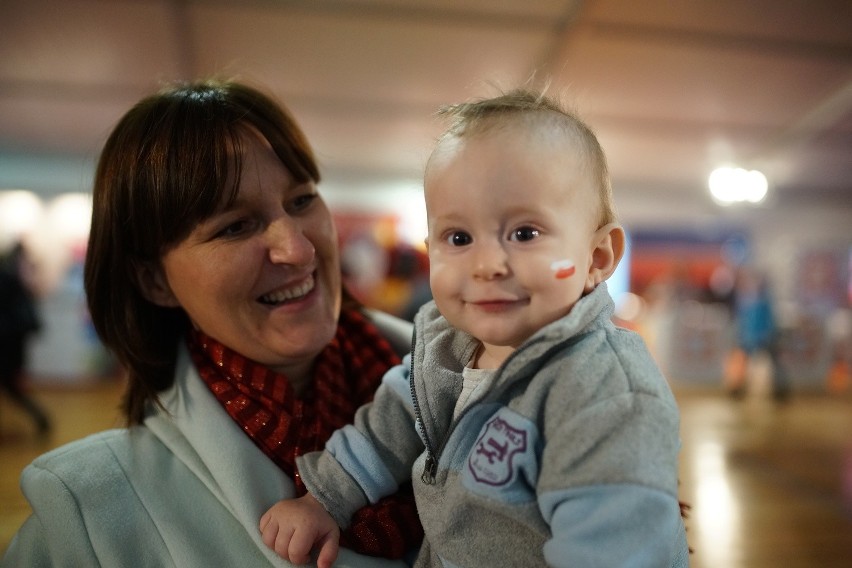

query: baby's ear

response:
[585,223,625,293]
[134,261,180,308]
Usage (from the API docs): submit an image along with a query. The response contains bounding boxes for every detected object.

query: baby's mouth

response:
[259,274,315,305]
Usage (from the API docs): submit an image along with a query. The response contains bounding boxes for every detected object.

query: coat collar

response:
[144,344,292,564]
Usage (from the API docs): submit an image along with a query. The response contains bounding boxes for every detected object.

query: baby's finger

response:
[259,516,279,550]
[287,529,315,565]
[315,531,340,568]
[259,510,272,532]
[272,525,297,560]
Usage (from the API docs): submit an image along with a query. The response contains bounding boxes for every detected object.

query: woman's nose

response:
[472,241,509,280]
[267,217,316,266]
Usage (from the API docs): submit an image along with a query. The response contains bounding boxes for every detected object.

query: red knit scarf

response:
[188,308,422,558]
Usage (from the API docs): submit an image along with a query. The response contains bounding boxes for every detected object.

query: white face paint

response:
[550,259,576,279]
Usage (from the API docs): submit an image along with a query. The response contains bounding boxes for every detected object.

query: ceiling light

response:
[708,167,768,205]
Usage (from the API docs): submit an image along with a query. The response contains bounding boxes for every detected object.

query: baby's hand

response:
[259,493,340,568]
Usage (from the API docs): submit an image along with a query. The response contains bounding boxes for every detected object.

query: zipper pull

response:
[421,455,437,485]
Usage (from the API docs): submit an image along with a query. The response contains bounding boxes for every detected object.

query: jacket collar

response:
[144,344,292,564]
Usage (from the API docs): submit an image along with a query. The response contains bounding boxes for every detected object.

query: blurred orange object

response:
[724,348,748,391]
[826,360,850,394]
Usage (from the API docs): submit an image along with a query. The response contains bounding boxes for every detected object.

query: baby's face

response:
[424,123,601,362]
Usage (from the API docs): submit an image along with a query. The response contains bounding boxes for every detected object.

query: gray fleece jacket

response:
[298,283,689,567]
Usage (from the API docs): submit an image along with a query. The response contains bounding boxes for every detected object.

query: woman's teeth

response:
[260,275,314,304]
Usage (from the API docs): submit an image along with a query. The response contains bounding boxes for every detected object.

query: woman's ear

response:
[134,261,180,308]
[585,223,625,293]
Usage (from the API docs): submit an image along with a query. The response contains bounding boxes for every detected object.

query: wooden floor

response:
[2,378,852,566]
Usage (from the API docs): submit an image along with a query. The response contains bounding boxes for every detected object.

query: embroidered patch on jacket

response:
[468,416,528,486]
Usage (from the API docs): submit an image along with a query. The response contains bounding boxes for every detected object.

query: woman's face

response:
[147,127,342,378]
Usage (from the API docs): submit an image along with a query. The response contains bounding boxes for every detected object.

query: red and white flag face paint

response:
[550,259,576,279]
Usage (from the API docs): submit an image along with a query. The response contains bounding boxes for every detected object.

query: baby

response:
[260,89,689,567]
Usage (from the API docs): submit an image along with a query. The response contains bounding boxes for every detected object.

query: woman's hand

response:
[260,493,340,568]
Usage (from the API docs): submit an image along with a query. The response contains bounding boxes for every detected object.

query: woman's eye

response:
[447,231,472,247]
[215,219,253,238]
[287,193,317,213]
[510,226,540,242]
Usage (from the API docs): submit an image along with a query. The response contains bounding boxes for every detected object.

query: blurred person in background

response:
[1,80,422,567]
[727,266,790,401]
[0,241,51,437]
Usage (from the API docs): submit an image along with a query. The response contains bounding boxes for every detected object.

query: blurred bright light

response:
[0,190,93,292]
[614,292,644,322]
[708,166,768,205]
[323,180,427,248]
[0,189,44,243]
[693,441,740,565]
[396,187,428,249]
[45,192,92,242]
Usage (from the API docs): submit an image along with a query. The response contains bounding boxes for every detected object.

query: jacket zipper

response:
[409,330,438,484]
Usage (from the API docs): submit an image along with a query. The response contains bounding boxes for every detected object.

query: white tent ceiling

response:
[2,0,851,222]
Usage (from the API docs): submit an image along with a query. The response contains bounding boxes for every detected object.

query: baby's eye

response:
[509,226,540,242]
[447,231,472,247]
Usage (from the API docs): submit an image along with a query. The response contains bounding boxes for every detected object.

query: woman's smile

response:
[259,273,316,306]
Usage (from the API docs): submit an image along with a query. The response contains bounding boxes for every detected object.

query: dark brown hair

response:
[84,80,321,424]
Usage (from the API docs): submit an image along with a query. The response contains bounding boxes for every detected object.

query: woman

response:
[1,80,421,567]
